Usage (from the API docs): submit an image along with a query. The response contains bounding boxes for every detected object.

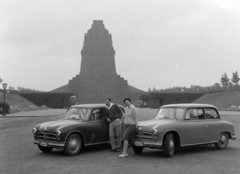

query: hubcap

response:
[220,135,226,144]
[69,138,79,151]
[169,139,174,152]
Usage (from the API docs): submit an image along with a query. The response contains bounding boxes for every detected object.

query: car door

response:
[88,108,109,144]
[204,107,222,142]
[181,108,209,145]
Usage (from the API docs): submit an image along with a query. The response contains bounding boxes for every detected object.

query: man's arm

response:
[104,108,111,122]
[115,104,123,118]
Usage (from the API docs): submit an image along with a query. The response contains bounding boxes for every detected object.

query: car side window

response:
[205,108,220,119]
[175,108,185,120]
[91,109,104,120]
[185,110,190,120]
[185,108,204,120]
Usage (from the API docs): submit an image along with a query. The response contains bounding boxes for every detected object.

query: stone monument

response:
[67,20,130,103]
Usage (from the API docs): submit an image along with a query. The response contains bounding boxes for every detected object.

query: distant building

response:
[51,20,145,104]
[19,92,74,109]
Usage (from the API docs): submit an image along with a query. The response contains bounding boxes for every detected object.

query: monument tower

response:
[67,20,130,103]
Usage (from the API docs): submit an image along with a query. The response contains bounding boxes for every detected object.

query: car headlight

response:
[57,130,61,137]
[32,128,37,135]
[138,126,142,131]
[152,128,158,135]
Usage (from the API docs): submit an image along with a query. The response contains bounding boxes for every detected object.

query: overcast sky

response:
[0,0,240,92]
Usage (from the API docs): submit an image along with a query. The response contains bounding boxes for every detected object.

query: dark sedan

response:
[32,104,123,156]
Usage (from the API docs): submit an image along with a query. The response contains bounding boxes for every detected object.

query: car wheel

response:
[215,132,229,150]
[64,133,82,156]
[38,145,53,153]
[164,133,175,157]
[132,145,143,154]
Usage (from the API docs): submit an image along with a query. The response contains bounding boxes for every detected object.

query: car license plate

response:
[134,142,143,146]
[40,142,48,147]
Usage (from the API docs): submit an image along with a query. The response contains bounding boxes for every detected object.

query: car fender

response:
[64,130,86,145]
[158,129,181,148]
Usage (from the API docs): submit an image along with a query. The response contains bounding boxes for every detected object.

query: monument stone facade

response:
[67,20,130,103]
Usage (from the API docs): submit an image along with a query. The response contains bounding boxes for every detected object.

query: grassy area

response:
[193,91,240,110]
[0,92,38,112]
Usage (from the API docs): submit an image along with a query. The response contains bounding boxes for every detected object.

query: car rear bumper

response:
[231,134,237,140]
[133,140,162,148]
[33,140,65,147]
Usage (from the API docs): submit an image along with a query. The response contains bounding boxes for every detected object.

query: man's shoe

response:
[110,149,116,152]
[115,148,120,152]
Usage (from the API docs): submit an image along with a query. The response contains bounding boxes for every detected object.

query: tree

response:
[148,87,151,92]
[231,71,240,85]
[212,83,221,91]
[220,73,229,86]
[0,77,2,84]
[153,87,156,92]
[228,82,234,91]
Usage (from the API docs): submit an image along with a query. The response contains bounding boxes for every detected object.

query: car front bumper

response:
[33,140,65,148]
[133,140,163,148]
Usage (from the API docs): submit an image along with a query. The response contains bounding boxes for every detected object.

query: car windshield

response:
[64,108,91,121]
[155,108,185,120]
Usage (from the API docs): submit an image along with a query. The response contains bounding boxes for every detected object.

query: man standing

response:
[69,95,78,107]
[105,98,122,152]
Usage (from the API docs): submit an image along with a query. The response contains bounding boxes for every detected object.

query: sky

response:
[0,0,240,92]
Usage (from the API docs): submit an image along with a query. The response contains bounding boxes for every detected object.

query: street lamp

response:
[2,83,7,116]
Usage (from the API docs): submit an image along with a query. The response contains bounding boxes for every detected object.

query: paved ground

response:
[0,108,239,174]
[1,108,239,118]
[0,109,67,118]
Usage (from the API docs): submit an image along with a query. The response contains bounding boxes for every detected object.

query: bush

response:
[0,102,10,114]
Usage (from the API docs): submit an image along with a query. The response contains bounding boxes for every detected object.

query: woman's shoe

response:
[119,154,128,158]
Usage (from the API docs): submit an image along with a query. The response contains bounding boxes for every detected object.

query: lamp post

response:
[2,83,7,116]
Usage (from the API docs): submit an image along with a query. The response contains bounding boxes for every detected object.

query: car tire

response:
[64,133,82,156]
[38,145,53,153]
[132,145,143,154]
[215,132,229,150]
[164,133,175,158]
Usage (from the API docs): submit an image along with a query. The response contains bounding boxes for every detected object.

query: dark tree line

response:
[1,86,43,92]
[16,86,44,92]
[149,71,240,93]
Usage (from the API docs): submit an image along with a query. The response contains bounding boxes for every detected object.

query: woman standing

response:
[119,98,138,158]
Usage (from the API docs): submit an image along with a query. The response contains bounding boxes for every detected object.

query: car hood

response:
[138,119,173,129]
[36,119,85,132]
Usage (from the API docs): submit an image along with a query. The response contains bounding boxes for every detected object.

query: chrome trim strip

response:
[181,141,217,147]
[85,141,110,146]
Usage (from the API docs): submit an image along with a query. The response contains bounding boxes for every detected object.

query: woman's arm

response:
[132,107,138,126]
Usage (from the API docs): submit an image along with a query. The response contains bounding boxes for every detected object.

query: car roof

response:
[70,103,124,109]
[161,103,217,109]
[71,103,106,109]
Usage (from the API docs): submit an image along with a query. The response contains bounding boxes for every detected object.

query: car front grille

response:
[37,132,57,140]
[136,132,153,140]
